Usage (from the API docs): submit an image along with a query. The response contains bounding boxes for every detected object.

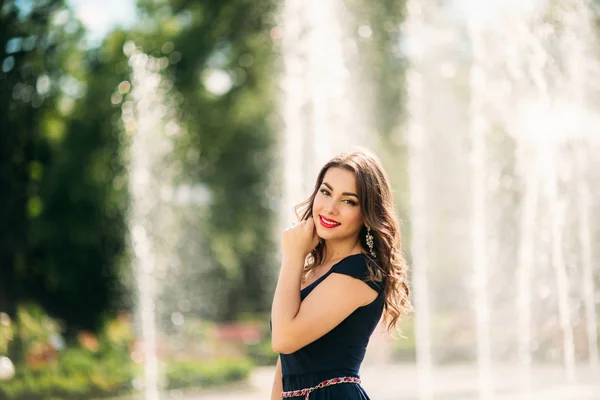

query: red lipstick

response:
[319,215,341,228]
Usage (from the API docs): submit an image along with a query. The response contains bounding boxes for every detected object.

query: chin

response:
[316,228,344,241]
[314,226,330,239]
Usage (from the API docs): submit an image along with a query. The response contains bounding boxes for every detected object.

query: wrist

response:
[281,253,305,267]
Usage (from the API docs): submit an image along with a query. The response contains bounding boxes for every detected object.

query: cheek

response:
[343,208,363,228]
[312,195,324,213]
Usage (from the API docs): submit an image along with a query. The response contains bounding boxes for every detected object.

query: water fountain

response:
[120,0,600,398]
[124,45,167,400]
[123,42,210,400]
[404,0,600,398]
[279,0,375,228]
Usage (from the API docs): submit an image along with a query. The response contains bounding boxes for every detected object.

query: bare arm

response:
[271,271,376,354]
[270,356,282,400]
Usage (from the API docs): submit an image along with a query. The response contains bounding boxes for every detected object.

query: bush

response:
[0,348,136,400]
[0,312,14,355]
[0,308,136,400]
[0,306,255,399]
[239,314,277,366]
[247,339,278,366]
[0,354,254,399]
[165,358,253,389]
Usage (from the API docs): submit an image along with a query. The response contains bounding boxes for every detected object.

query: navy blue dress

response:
[279,253,385,399]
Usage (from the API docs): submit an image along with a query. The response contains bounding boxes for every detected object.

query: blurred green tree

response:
[0,0,128,337]
[0,0,74,322]
[26,30,130,332]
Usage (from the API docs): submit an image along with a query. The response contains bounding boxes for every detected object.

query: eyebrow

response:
[321,182,359,199]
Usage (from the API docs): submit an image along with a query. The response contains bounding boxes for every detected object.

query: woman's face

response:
[312,167,364,242]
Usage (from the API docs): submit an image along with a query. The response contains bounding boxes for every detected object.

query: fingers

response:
[285,217,313,231]
[304,217,314,230]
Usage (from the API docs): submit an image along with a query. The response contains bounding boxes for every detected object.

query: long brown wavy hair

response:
[294,149,413,333]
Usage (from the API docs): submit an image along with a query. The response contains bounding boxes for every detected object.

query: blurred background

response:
[1,0,599,399]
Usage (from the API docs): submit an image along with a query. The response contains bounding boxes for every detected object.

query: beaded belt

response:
[282,376,361,399]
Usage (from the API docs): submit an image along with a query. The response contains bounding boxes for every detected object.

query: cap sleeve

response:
[331,254,383,293]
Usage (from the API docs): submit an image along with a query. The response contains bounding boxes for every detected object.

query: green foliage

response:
[241,313,277,366]
[0,0,128,334]
[16,304,62,365]
[165,358,253,389]
[247,339,278,366]
[26,29,130,330]
[0,308,254,399]
[0,0,73,325]
[0,313,15,354]
[0,348,135,400]
[0,356,253,399]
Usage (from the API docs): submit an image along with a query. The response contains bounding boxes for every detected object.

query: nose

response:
[323,198,339,215]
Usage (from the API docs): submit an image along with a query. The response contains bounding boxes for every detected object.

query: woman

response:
[271,149,413,399]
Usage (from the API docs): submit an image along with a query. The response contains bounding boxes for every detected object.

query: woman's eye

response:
[320,189,330,195]
[344,200,357,206]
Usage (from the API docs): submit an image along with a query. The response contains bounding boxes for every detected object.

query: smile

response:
[319,215,341,228]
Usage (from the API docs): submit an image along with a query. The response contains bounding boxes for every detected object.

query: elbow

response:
[271,340,285,354]
[272,342,296,355]
[271,332,298,354]
[270,335,288,354]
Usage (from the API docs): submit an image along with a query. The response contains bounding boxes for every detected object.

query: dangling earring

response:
[366,227,376,258]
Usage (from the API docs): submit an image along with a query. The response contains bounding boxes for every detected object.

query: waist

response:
[282,369,359,391]
[282,375,361,399]
[280,349,364,379]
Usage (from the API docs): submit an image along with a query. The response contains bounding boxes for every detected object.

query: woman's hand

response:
[281,216,320,262]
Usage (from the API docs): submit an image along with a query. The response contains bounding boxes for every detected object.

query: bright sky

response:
[67,0,137,44]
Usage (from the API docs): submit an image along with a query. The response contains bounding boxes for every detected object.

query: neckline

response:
[300,253,366,293]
